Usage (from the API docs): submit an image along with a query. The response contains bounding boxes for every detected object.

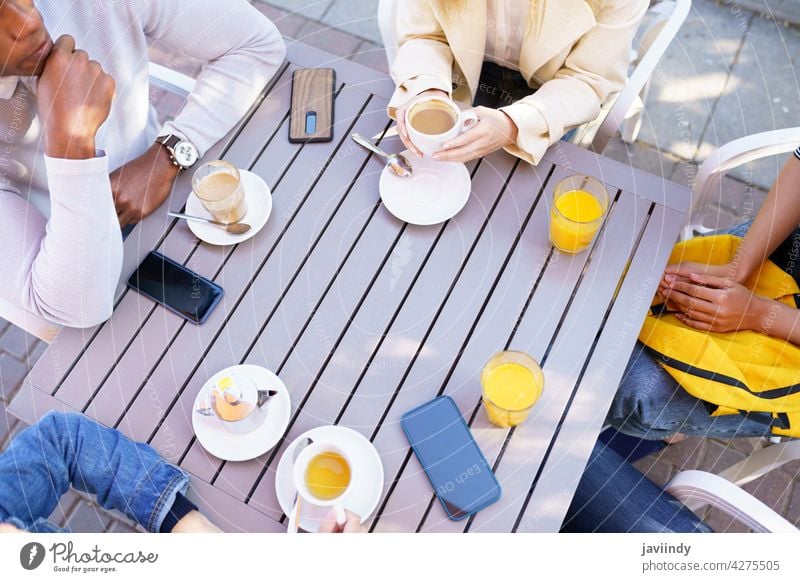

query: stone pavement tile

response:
[636,456,677,489]
[787,483,800,525]
[0,325,34,361]
[47,489,83,529]
[696,174,767,217]
[728,436,768,456]
[0,401,20,447]
[294,19,363,57]
[349,40,390,74]
[65,500,113,533]
[259,0,333,21]
[728,0,800,26]
[253,2,308,39]
[319,0,382,44]
[602,137,678,179]
[702,507,752,532]
[701,14,800,189]
[0,353,30,402]
[700,439,747,474]
[742,469,794,514]
[636,0,750,160]
[649,438,709,471]
[779,460,800,481]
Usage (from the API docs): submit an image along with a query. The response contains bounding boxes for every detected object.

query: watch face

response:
[173,140,199,167]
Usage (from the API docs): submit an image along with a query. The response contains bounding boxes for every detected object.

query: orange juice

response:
[481,353,544,427]
[549,189,606,254]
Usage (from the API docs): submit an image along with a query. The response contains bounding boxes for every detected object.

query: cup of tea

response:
[404,96,479,157]
[292,441,354,520]
[192,160,248,225]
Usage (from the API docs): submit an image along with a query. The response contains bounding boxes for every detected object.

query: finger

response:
[441,124,486,151]
[318,509,339,533]
[675,308,716,323]
[674,314,714,331]
[663,289,716,315]
[341,510,363,533]
[432,143,482,162]
[665,280,719,302]
[688,272,733,289]
[54,35,76,53]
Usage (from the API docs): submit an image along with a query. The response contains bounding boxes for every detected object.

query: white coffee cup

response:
[405,96,479,157]
[292,442,354,525]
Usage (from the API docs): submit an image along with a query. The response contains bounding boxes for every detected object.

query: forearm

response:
[751,298,800,345]
[145,0,285,155]
[33,156,122,326]
[735,156,800,282]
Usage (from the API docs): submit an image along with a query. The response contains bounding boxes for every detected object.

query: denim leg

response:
[561,442,712,533]
[606,342,774,440]
[0,411,189,532]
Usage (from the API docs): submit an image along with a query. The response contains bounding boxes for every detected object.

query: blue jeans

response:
[562,442,712,533]
[0,412,189,533]
[606,221,775,440]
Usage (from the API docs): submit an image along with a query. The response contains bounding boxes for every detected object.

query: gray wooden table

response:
[9,42,690,533]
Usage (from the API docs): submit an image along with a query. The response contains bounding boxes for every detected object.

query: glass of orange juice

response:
[549,175,609,254]
[481,351,544,428]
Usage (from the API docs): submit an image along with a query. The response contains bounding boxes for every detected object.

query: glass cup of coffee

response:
[404,96,479,157]
[292,441,354,524]
[192,160,248,225]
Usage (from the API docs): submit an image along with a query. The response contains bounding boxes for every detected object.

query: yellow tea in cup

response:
[549,176,608,254]
[304,451,352,501]
[481,351,543,427]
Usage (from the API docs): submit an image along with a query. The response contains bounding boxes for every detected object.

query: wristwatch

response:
[156,134,199,170]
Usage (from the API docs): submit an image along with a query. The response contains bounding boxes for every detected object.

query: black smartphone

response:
[401,396,502,521]
[127,251,223,324]
[289,68,335,143]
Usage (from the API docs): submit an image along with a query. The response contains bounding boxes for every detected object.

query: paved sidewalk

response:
[1,0,798,533]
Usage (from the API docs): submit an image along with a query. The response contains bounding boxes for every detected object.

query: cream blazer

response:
[388,0,649,164]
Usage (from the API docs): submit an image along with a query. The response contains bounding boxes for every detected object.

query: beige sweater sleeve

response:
[501,0,649,165]
[387,0,455,119]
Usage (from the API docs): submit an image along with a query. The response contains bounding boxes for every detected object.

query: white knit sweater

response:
[0,0,285,330]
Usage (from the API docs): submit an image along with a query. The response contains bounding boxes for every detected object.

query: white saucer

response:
[184,170,272,246]
[276,426,384,532]
[191,364,291,462]
[379,150,471,226]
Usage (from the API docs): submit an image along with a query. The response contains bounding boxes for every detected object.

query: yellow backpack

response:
[639,234,800,437]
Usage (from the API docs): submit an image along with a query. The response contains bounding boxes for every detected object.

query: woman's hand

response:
[395,89,450,157]
[318,509,363,533]
[659,272,769,333]
[432,106,518,163]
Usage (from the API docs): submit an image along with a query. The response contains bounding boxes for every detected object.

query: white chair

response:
[682,127,800,240]
[0,64,195,343]
[665,440,800,532]
[376,0,691,154]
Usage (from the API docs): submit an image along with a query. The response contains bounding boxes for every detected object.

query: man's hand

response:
[0,523,22,533]
[37,35,115,160]
[395,88,450,157]
[111,143,180,227]
[659,272,769,333]
[318,509,363,533]
[432,106,518,163]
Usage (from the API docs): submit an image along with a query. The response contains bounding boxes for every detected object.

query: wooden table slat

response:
[515,204,685,532]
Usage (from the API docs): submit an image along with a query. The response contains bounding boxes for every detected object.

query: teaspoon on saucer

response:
[351,133,412,178]
[169,211,251,235]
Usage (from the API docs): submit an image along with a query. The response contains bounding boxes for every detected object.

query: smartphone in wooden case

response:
[289,68,336,143]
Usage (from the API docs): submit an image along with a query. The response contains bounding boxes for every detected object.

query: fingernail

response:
[664,274,675,282]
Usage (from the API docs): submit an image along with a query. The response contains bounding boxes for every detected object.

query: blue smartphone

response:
[127,251,223,324]
[401,396,502,521]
